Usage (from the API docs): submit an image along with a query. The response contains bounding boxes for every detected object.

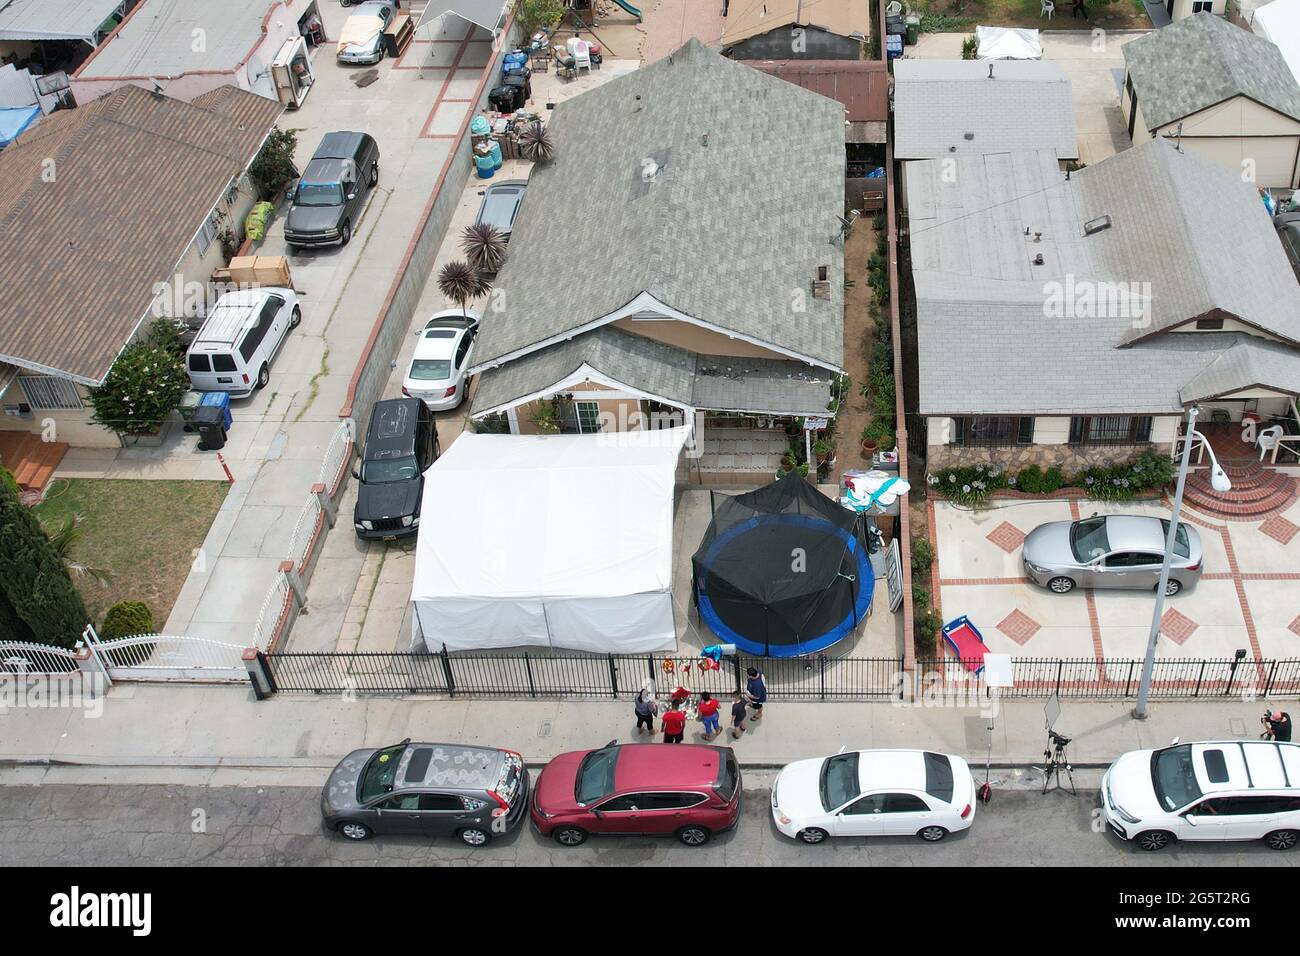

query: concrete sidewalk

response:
[0,683,1281,779]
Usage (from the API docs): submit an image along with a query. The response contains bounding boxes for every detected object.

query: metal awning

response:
[416,0,510,37]
[0,0,124,45]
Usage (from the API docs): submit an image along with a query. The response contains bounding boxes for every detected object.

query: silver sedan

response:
[1022,514,1203,596]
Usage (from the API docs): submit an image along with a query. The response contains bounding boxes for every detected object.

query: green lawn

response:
[33,479,230,632]
[914,0,1150,30]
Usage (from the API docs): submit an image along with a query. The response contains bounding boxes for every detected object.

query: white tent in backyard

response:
[410,427,691,653]
[976,26,1042,60]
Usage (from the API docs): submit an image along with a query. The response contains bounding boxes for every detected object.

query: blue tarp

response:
[0,105,40,147]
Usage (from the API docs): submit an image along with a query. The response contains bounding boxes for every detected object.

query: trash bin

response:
[194,405,227,451]
[905,16,920,45]
[200,391,232,430]
[178,390,204,432]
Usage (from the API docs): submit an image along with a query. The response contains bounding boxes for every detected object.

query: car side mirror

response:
[347,192,357,201]
[1183,814,1198,826]
[351,466,361,481]
[591,809,603,819]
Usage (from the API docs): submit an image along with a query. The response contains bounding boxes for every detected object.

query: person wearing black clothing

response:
[1071,0,1088,17]
[1266,711,1293,742]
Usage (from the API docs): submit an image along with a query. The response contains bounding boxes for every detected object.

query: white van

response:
[186,288,301,397]
[1102,739,1300,851]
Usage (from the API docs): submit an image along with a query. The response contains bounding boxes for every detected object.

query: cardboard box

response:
[227,255,293,288]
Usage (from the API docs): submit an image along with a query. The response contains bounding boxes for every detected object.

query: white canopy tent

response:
[0,0,125,46]
[411,427,690,654]
[1253,0,1300,87]
[975,26,1043,60]
[416,0,510,37]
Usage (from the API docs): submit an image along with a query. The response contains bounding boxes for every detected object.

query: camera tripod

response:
[1037,730,1076,795]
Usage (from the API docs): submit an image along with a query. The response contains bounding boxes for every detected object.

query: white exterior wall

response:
[1153,96,1300,188]
[1032,416,1070,444]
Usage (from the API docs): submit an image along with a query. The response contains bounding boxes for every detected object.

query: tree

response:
[0,472,87,649]
[518,121,555,164]
[515,0,565,40]
[460,222,507,273]
[437,260,489,317]
[249,127,300,201]
[88,319,190,437]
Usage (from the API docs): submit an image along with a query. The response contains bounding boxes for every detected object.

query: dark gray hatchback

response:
[321,740,528,846]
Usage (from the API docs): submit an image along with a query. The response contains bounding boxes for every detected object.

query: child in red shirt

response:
[661,703,687,743]
[697,692,721,740]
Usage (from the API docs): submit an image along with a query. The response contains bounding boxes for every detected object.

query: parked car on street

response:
[771,749,975,844]
[1101,739,1300,851]
[475,180,527,242]
[531,742,741,847]
[186,288,301,397]
[336,1,396,64]
[1022,514,1202,596]
[1276,211,1300,282]
[321,739,528,845]
[401,309,479,410]
[353,398,437,539]
[284,131,380,248]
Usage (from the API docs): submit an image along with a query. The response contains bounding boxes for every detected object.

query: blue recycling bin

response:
[200,391,232,430]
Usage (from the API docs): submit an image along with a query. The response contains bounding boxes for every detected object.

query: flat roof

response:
[78,0,284,79]
[0,0,123,44]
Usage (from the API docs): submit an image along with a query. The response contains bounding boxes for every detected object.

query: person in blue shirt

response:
[745,667,768,722]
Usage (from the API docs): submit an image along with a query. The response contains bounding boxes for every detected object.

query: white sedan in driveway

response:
[401,309,479,411]
[772,749,976,844]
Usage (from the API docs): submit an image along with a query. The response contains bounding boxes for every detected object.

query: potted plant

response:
[529,402,561,434]
[814,438,833,464]
[861,423,879,457]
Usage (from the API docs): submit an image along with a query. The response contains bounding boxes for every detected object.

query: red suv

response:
[531,742,742,847]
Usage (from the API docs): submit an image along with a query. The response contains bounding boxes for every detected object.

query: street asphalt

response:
[1,775,1295,867]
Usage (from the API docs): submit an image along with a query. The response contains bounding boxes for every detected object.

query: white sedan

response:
[771,749,976,844]
[401,309,480,411]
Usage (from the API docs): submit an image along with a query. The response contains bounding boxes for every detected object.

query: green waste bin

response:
[905,17,920,45]
[179,390,204,432]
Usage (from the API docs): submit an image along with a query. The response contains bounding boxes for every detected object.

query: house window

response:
[1195,317,1224,330]
[952,416,1033,446]
[1191,0,1212,11]
[195,211,220,257]
[1068,415,1153,445]
[575,401,602,434]
[18,375,83,410]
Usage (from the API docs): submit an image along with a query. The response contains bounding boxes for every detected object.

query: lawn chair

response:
[567,37,592,74]
[1041,0,1055,16]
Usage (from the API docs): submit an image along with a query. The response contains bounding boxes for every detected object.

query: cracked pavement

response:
[0,777,1295,866]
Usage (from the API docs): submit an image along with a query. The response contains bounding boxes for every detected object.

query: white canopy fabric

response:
[0,0,122,44]
[1253,0,1300,87]
[416,0,510,37]
[411,427,690,654]
[976,26,1042,60]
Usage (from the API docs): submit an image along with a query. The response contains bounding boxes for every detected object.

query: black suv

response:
[285,131,380,248]
[353,398,438,540]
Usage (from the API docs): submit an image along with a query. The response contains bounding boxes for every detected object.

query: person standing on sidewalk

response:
[745,667,768,722]
[661,700,687,743]
[697,692,721,740]
[633,688,658,735]
[730,691,748,739]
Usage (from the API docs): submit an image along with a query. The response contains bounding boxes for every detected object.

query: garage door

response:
[1181,136,1299,188]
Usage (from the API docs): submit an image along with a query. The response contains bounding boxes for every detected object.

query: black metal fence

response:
[259,650,1300,701]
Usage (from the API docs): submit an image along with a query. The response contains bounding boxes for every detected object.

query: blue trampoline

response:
[691,473,875,658]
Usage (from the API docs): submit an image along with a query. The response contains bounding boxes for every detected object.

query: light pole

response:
[1132,405,1232,719]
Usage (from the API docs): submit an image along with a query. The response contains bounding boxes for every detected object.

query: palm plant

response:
[518,121,555,164]
[44,514,112,586]
[460,222,507,273]
[437,259,489,317]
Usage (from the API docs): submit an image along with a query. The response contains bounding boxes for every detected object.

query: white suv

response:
[1102,739,1300,851]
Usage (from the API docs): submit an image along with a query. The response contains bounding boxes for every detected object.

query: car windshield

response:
[820,752,860,811]
[359,744,406,802]
[1150,745,1203,811]
[575,747,619,805]
[361,455,419,483]
[295,182,342,207]
[1069,517,1110,563]
[1159,520,1191,559]
[408,359,452,381]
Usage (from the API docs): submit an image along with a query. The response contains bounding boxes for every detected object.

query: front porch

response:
[677,422,792,485]
[1179,408,1300,519]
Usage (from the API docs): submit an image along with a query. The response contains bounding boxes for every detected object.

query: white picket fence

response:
[0,640,83,676]
[80,626,248,683]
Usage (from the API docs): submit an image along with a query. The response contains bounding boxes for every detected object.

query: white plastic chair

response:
[885,1,904,14]
[1258,424,1283,461]
[566,37,592,74]
[1041,0,1055,16]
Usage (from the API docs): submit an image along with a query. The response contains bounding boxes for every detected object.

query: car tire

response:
[797,827,828,845]
[918,825,948,842]
[1135,830,1173,852]
[338,821,372,841]
[340,221,352,246]
[676,825,711,847]
[255,363,270,389]
[1047,576,1075,594]
[1163,578,1182,597]
[1265,829,1299,851]
[370,163,379,188]
[458,827,491,847]
[290,306,302,328]
[553,826,587,847]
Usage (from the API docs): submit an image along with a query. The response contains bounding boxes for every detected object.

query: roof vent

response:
[963,131,974,141]
[1083,214,1112,236]
[987,63,994,79]
[812,265,832,299]
[1032,253,1044,266]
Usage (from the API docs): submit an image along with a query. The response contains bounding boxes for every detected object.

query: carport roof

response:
[416,0,509,35]
[0,0,122,44]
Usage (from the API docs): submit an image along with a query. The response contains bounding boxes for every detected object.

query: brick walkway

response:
[641,0,726,63]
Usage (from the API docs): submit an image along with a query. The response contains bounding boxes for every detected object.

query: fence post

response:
[243,648,274,700]
[732,655,744,695]
[78,625,113,687]
[1124,660,1135,697]
[1194,660,1207,698]
[280,560,308,612]
[73,642,112,691]
[312,482,337,529]
[524,652,536,699]
[439,644,456,698]
[1264,660,1279,698]
[1055,659,1063,697]
[608,654,619,698]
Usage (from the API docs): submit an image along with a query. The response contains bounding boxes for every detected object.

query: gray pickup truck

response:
[284,131,380,248]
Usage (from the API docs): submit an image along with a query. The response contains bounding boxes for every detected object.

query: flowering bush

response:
[929,451,1174,505]
[88,319,190,437]
[1073,450,1175,501]
[926,463,1010,506]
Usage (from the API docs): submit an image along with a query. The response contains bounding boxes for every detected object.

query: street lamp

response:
[1133,405,1231,719]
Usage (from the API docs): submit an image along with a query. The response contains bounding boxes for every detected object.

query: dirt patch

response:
[914,0,1150,30]
[832,222,882,485]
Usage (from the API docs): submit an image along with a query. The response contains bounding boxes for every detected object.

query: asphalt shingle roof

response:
[0,84,282,383]
[892,59,1078,160]
[905,138,1300,416]
[471,38,845,371]
[1122,11,1300,131]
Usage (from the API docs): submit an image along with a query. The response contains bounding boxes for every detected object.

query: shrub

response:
[1016,465,1065,495]
[911,536,934,575]
[101,601,154,640]
[915,609,943,659]
[0,473,86,648]
[248,127,299,201]
[516,0,565,38]
[926,463,1010,506]
[961,35,978,60]
[912,581,931,612]
[1073,450,1174,501]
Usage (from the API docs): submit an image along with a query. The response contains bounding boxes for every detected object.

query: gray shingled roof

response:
[471,38,845,371]
[905,138,1300,416]
[892,60,1078,160]
[1180,337,1300,402]
[470,326,834,417]
[1122,11,1300,131]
